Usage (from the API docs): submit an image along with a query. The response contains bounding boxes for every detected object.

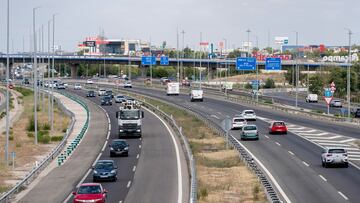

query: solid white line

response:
[288,151,294,156]
[299,132,329,136]
[302,161,309,167]
[92,153,102,167]
[108,123,111,130]
[311,139,345,143]
[298,129,317,133]
[133,166,136,172]
[339,138,355,143]
[210,114,220,119]
[338,191,349,200]
[102,140,108,152]
[347,151,360,154]
[76,169,92,188]
[139,145,142,149]
[306,135,342,140]
[136,154,139,159]
[119,201,123,203]
[318,143,350,147]
[264,135,270,139]
[106,131,110,140]
[145,107,183,203]
[127,181,131,188]
[319,175,327,182]
[232,135,292,203]
[275,142,281,146]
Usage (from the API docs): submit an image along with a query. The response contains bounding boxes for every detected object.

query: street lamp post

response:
[5,0,10,164]
[181,30,185,81]
[47,20,51,123]
[223,38,228,96]
[176,28,180,82]
[33,6,40,145]
[51,14,57,131]
[345,29,352,119]
[294,31,299,108]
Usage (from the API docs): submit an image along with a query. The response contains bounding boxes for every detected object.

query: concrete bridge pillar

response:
[70,64,79,79]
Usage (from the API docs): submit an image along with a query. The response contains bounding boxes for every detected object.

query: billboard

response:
[275,37,289,45]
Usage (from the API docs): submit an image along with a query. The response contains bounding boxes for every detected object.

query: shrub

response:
[14,87,33,96]
[263,78,276,89]
[27,117,35,132]
[27,132,34,137]
[42,123,51,130]
[9,135,14,141]
[16,143,22,148]
[51,135,64,142]
[40,135,51,144]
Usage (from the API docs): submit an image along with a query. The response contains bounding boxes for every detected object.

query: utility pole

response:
[223,38,228,96]
[33,7,40,145]
[41,25,45,113]
[51,14,56,131]
[199,32,202,88]
[346,28,352,119]
[295,31,299,108]
[5,0,10,164]
[246,29,251,57]
[47,20,51,123]
[176,27,179,82]
[149,36,152,85]
[181,30,185,81]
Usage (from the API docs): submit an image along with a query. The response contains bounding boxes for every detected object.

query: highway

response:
[64,88,187,203]
[115,85,360,203]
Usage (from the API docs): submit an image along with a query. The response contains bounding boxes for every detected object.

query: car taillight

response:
[326,154,332,157]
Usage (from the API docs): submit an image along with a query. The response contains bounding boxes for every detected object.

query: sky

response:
[0,0,359,52]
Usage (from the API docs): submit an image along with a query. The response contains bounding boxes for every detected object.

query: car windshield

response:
[112,141,127,147]
[273,122,285,126]
[75,84,80,86]
[234,118,245,122]
[102,96,111,100]
[95,162,114,170]
[244,111,254,114]
[77,185,102,194]
[88,91,94,94]
[328,149,346,153]
[243,126,257,131]
[117,96,124,99]
[120,110,139,119]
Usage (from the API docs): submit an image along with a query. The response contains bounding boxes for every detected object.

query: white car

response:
[98,89,106,96]
[241,110,256,121]
[86,79,94,84]
[321,147,348,168]
[190,89,203,102]
[231,117,247,130]
[74,84,82,90]
[124,81,132,88]
[306,94,318,103]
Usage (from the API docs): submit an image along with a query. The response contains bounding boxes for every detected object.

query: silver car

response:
[321,147,348,168]
[241,110,257,121]
[330,100,342,108]
[240,124,259,140]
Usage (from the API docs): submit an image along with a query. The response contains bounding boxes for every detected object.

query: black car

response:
[109,139,129,157]
[101,95,112,105]
[105,90,113,98]
[92,160,117,182]
[354,109,360,118]
[87,90,96,97]
[23,78,30,84]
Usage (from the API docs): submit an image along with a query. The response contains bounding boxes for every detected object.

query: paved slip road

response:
[120,86,360,203]
[65,88,188,203]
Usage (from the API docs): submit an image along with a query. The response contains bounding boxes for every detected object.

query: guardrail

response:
[117,89,281,203]
[0,89,88,203]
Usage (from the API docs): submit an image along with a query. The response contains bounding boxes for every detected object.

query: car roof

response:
[324,147,346,150]
[233,116,245,119]
[243,124,257,128]
[80,183,101,187]
[112,139,127,143]
[97,160,114,164]
[272,121,285,123]
[243,110,254,112]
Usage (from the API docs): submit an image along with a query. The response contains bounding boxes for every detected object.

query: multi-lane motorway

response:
[64,88,188,203]
[112,85,360,203]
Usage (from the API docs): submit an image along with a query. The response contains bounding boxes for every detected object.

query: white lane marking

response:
[217,111,223,116]
[127,181,132,188]
[210,114,220,119]
[264,135,270,139]
[101,140,108,152]
[298,129,317,133]
[305,135,342,140]
[136,154,139,159]
[287,127,305,130]
[119,201,123,203]
[319,175,327,182]
[139,145,142,149]
[108,123,111,130]
[318,143,350,147]
[302,161,309,167]
[338,191,349,200]
[275,142,281,146]
[298,132,329,136]
[349,158,360,161]
[92,153,102,167]
[232,135,292,203]
[107,130,110,140]
[145,107,183,203]
[339,138,355,143]
[347,151,360,154]
[288,151,295,156]
[133,166,136,172]
[311,140,346,143]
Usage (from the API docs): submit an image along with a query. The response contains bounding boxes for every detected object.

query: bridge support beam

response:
[70,64,79,79]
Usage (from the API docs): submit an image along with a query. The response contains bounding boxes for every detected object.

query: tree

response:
[284,67,306,86]
[308,74,324,95]
[227,50,243,58]
[263,78,275,89]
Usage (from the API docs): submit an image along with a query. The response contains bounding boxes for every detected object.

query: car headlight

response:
[124,147,129,151]
[111,170,116,174]
[93,170,98,174]
[110,147,114,151]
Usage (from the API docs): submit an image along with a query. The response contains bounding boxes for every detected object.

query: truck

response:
[190,89,203,102]
[116,103,144,138]
[305,94,318,103]
[167,82,180,96]
[221,82,233,91]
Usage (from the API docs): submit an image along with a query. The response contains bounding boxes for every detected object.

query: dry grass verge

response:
[0,87,70,190]
[128,93,267,203]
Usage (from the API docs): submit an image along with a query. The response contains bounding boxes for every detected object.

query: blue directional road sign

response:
[324,89,332,97]
[160,56,169,65]
[265,58,282,70]
[141,56,156,65]
[236,57,257,71]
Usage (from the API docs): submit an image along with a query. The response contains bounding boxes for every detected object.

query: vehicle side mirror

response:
[114,165,118,169]
[92,166,95,169]
[103,189,108,193]
[141,111,144,118]
[72,191,76,195]
[116,111,119,118]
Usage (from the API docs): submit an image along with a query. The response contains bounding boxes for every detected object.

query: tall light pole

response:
[223,38,228,96]
[345,28,352,119]
[294,31,299,108]
[246,29,251,57]
[51,14,57,131]
[33,6,40,145]
[181,30,185,81]
[47,20,51,123]
[5,0,10,164]
[149,36,152,85]
[199,32,202,88]
[176,27,180,82]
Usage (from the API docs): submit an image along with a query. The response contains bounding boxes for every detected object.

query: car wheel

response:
[93,178,97,182]
[284,131,287,135]
[344,163,349,168]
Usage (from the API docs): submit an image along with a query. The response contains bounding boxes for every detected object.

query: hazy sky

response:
[0,0,359,52]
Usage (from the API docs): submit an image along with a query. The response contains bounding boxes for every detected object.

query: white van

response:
[190,89,203,102]
[306,94,318,103]
[167,82,180,96]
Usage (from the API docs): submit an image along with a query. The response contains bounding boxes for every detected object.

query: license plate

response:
[100,176,108,178]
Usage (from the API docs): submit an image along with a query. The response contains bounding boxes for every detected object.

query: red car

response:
[73,183,107,203]
[269,121,287,134]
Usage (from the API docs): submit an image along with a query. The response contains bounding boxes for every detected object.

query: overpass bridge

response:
[0,54,349,78]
